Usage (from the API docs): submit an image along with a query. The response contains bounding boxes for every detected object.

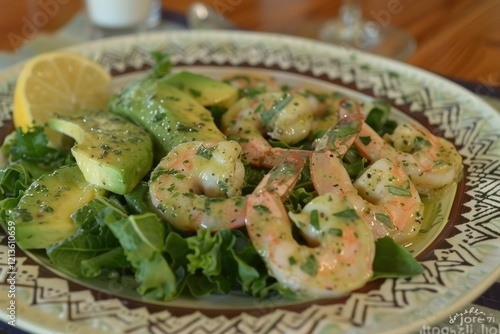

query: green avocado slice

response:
[109,82,225,157]
[162,71,238,109]
[11,165,106,249]
[49,109,153,195]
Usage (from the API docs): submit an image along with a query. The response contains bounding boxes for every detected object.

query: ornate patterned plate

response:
[0,30,499,334]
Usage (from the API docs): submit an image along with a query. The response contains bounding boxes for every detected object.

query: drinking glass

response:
[318,0,416,60]
[85,0,161,38]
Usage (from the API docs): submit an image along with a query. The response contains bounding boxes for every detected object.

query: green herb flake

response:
[196,145,216,160]
[40,204,54,213]
[10,208,33,222]
[328,228,343,237]
[153,111,167,122]
[174,174,187,180]
[375,213,394,228]
[217,180,229,195]
[189,88,202,97]
[150,50,172,78]
[414,136,431,151]
[333,209,359,220]
[177,124,199,133]
[253,204,271,214]
[386,185,412,197]
[243,86,267,98]
[327,125,359,146]
[359,136,372,145]
[253,103,264,114]
[300,255,318,276]
[310,209,320,230]
[260,94,293,131]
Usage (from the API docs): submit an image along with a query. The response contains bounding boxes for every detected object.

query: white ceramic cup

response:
[85,0,159,29]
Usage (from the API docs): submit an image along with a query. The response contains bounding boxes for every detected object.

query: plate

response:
[0,30,499,334]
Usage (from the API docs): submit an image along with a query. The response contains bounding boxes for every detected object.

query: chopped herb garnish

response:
[300,255,318,276]
[310,209,320,230]
[328,228,343,237]
[189,88,202,97]
[10,208,33,222]
[149,50,172,78]
[333,208,359,220]
[375,213,394,228]
[40,204,54,213]
[365,100,392,134]
[217,180,229,195]
[386,185,412,197]
[176,124,199,133]
[260,94,293,131]
[413,136,431,151]
[326,125,359,147]
[196,145,216,160]
[359,136,372,145]
[253,204,271,214]
[153,111,167,122]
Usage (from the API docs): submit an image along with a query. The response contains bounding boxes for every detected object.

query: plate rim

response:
[0,29,499,334]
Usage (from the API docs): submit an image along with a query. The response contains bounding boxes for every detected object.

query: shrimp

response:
[220,91,313,168]
[246,153,375,298]
[149,140,246,232]
[298,88,345,134]
[355,122,463,195]
[312,119,424,243]
[222,72,281,92]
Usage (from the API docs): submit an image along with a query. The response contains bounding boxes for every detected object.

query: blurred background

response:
[0,0,499,93]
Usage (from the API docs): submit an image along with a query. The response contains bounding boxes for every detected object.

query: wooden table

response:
[1,0,499,92]
[166,0,500,94]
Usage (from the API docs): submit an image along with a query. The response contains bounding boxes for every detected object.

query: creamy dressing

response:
[405,183,458,254]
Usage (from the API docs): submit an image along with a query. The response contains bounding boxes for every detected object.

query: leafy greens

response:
[0,62,424,302]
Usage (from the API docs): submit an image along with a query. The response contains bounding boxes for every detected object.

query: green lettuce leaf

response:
[0,163,31,200]
[0,126,75,226]
[123,181,160,216]
[2,126,74,179]
[164,228,294,299]
[80,247,129,278]
[0,163,32,226]
[46,197,126,278]
[365,100,397,135]
[105,212,178,300]
[372,236,424,279]
[185,229,233,295]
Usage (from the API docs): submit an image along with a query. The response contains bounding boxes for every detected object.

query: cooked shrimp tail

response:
[149,140,247,232]
[246,153,374,298]
[221,92,314,168]
[311,120,424,243]
[251,152,307,200]
[355,122,463,194]
[313,109,364,163]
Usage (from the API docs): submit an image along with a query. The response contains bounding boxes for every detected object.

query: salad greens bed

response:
[0,57,423,301]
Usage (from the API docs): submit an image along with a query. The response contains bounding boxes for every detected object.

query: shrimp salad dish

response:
[0,53,463,302]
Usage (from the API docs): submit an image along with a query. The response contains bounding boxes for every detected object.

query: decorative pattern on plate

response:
[0,31,499,334]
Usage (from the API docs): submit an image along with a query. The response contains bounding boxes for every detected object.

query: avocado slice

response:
[49,109,153,195]
[162,71,238,109]
[11,165,106,249]
[110,82,225,157]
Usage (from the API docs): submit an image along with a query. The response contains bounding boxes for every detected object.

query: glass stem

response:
[339,0,363,38]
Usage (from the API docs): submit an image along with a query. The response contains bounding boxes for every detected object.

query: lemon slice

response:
[13,51,111,147]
